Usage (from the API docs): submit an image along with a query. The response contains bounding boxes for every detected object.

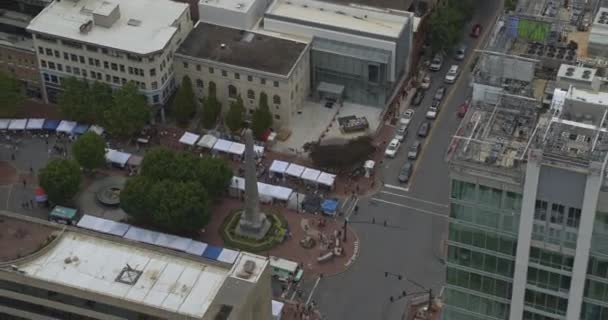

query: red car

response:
[457,100,470,118]
[470,24,482,38]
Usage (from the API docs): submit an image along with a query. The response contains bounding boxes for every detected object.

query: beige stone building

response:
[174,22,310,128]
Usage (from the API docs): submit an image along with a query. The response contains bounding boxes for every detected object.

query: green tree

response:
[72,132,106,172]
[427,1,473,53]
[0,71,24,118]
[201,83,221,129]
[89,82,113,124]
[251,92,273,140]
[120,176,155,223]
[225,95,245,132]
[104,82,150,138]
[151,180,210,234]
[140,147,178,181]
[59,77,91,122]
[194,156,232,200]
[173,76,196,128]
[38,159,82,205]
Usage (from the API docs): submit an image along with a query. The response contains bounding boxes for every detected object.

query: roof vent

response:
[79,20,93,34]
[565,67,575,76]
[235,3,244,9]
[115,264,142,285]
[127,19,141,26]
[236,260,256,279]
[582,70,592,79]
[220,43,226,49]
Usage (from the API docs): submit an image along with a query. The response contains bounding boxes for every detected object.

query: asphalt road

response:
[311,1,503,319]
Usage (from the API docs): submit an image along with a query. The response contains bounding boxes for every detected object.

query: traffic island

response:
[220,209,288,253]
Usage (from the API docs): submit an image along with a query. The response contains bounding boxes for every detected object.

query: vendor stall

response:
[270,185,293,202]
[254,145,265,157]
[105,149,131,168]
[301,168,321,185]
[88,125,105,135]
[227,142,245,158]
[56,120,77,134]
[42,119,60,131]
[49,206,78,225]
[229,176,245,198]
[212,139,232,153]
[26,118,45,130]
[285,163,305,179]
[258,182,274,203]
[0,119,10,130]
[72,123,90,135]
[8,119,27,130]
[269,160,289,178]
[179,132,200,146]
[321,198,339,216]
[317,172,336,189]
[272,300,284,320]
[197,134,217,149]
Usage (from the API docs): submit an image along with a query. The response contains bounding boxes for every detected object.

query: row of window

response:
[444,288,510,320]
[523,311,561,320]
[451,180,522,212]
[529,247,574,272]
[585,279,608,302]
[531,223,578,249]
[448,245,515,278]
[184,62,281,88]
[449,223,518,256]
[450,203,520,234]
[527,266,571,292]
[581,301,608,320]
[524,289,567,316]
[0,52,36,67]
[446,267,513,300]
[534,200,581,229]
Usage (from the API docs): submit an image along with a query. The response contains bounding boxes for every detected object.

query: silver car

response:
[408,140,422,159]
[455,44,466,60]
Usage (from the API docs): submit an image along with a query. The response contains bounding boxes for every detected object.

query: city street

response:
[311,1,504,319]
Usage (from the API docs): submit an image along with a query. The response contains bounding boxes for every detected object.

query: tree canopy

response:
[72,132,106,172]
[310,136,375,169]
[225,95,245,132]
[0,71,24,118]
[59,78,112,123]
[201,83,221,129]
[173,76,197,128]
[38,159,82,205]
[251,92,273,140]
[427,0,475,53]
[104,82,150,138]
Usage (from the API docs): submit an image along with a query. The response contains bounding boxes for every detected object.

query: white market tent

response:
[154,232,193,252]
[231,176,245,190]
[258,182,275,200]
[197,134,217,149]
[301,168,321,183]
[178,132,200,146]
[76,214,131,237]
[269,160,289,175]
[271,185,293,201]
[317,172,336,187]
[123,227,161,245]
[56,120,77,133]
[272,300,284,320]
[0,119,10,130]
[26,118,45,130]
[254,145,264,156]
[217,248,239,264]
[227,142,245,156]
[88,125,105,135]
[185,240,208,256]
[8,119,27,130]
[213,139,232,153]
[105,149,132,167]
[285,163,305,178]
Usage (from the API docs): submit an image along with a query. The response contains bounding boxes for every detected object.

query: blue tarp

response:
[72,123,90,135]
[42,119,60,130]
[202,245,223,260]
[321,199,339,216]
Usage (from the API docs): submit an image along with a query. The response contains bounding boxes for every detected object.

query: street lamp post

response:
[384,272,434,320]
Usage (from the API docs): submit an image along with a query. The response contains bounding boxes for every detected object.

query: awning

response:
[228,142,245,156]
[301,168,321,183]
[213,139,233,153]
[197,134,217,148]
[76,214,131,237]
[179,132,200,146]
[105,149,131,167]
[124,227,160,245]
[202,245,223,260]
[26,118,45,130]
[88,125,105,135]
[258,182,275,199]
[270,160,290,174]
[271,185,293,201]
[0,119,10,130]
[154,232,193,252]
[217,248,239,264]
[56,120,77,133]
[43,119,60,130]
[72,123,90,135]
[185,240,208,256]
[285,163,306,178]
[321,199,339,215]
[8,119,27,130]
[272,300,285,317]
[317,172,336,187]
[317,82,345,97]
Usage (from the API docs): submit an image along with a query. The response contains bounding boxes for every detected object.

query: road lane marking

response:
[379,190,449,208]
[370,197,448,219]
[306,276,322,305]
[384,184,409,193]
[345,197,359,219]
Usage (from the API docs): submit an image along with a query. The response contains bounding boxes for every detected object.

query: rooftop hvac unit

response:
[582,70,592,79]
[566,67,575,76]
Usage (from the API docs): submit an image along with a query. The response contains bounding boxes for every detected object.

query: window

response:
[40,60,47,68]
[222,70,227,77]
[261,78,266,85]
[81,69,87,77]
[73,67,80,75]
[235,73,240,80]
[121,78,127,85]
[48,62,55,70]
[183,62,188,68]
[196,79,203,88]
[550,203,565,224]
[134,68,139,76]
[88,58,94,66]
[66,66,71,73]
[247,90,255,100]
[119,65,125,72]
[50,75,58,83]
[57,63,63,71]
[153,95,159,103]
[150,68,156,76]
[111,63,117,71]
[106,74,111,82]
[504,192,522,211]
[567,208,581,228]
[196,64,201,71]
[70,54,77,62]
[54,50,60,58]
[63,52,69,60]
[451,180,476,202]
[86,45,97,52]
[209,67,214,74]
[95,59,100,67]
[274,114,280,120]
[79,56,85,64]
[139,69,144,76]
[479,185,501,208]
[112,76,119,84]
[368,64,379,83]
[152,81,158,89]
[273,81,279,87]
[228,85,237,98]
[104,61,109,69]
[38,47,44,54]
[45,48,52,56]
[140,82,146,89]
[209,81,216,96]
[273,95,281,104]
[245,75,252,82]
[43,73,50,82]
[535,200,548,221]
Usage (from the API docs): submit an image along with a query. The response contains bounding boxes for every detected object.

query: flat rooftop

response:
[177,22,308,76]
[199,0,257,13]
[0,215,56,262]
[266,0,409,38]
[318,0,414,11]
[26,0,187,55]
[17,231,230,318]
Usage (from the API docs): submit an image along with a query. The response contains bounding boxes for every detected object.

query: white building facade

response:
[26,0,192,106]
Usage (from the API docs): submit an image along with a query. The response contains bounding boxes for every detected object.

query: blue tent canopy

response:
[42,119,60,130]
[202,245,223,260]
[321,199,339,216]
[72,123,90,135]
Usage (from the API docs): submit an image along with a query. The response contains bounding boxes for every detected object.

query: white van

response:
[270,256,304,282]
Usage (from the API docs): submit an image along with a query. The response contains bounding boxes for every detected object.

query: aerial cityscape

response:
[1,0,607,319]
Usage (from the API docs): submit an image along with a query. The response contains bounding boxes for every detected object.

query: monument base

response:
[235,212,272,240]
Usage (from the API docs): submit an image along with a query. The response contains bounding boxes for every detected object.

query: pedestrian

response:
[29,200,34,208]
[24,201,29,209]
[29,166,33,174]
[22,179,26,188]
[11,153,15,161]
[21,202,25,209]
[45,138,49,145]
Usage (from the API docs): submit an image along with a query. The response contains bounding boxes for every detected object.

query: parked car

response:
[457,100,470,118]
[420,74,432,90]
[431,99,441,109]
[444,65,460,84]
[395,124,408,142]
[408,140,422,160]
[398,161,414,183]
[455,44,467,60]
[418,122,431,137]
[426,106,439,119]
[400,109,415,126]
[385,138,401,158]
[429,53,444,71]
[434,87,446,101]
[412,90,425,106]
[471,24,482,38]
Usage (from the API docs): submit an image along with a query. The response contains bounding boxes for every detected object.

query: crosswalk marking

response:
[383,184,409,192]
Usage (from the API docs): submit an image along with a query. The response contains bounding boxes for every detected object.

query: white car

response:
[420,74,432,90]
[426,106,439,119]
[429,53,443,71]
[400,109,415,126]
[395,124,408,142]
[385,139,401,158]
[444,65,460,84]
